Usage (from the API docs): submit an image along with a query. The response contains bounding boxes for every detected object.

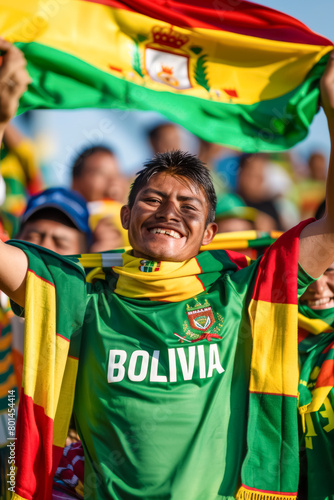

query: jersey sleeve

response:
[7,240,87,352]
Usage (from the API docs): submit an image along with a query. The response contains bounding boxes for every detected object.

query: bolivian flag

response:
[0,0,333,151]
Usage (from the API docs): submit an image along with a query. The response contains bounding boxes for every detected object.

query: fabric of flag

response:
[0,300,17,500]
[297,305,334,500]
[0,0,332,152]
[7,219,310,500]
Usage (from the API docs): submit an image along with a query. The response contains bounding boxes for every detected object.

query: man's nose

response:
[156,200,180,220]
[308,277,326,294]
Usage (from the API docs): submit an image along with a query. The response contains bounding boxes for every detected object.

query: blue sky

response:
[254,0,333,159]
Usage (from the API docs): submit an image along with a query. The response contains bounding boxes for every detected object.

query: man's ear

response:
[201,222,218,247]
[121,205,131,230]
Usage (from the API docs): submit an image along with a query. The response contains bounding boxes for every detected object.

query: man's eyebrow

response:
[177,195,203,205]
[140,188,166,197]
[140,188,203,205]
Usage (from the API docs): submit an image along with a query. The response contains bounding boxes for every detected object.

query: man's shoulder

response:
[198,248,253,273]
[6,240,86,280]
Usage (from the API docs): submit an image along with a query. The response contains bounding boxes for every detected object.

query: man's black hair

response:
[72,145,115,179]
[128,150,217,224]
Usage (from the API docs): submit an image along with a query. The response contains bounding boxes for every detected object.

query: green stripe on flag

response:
[16,42,330,152]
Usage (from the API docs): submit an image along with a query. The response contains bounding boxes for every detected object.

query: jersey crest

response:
[174,297,224,344]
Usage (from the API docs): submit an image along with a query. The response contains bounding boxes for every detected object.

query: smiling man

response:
[1,40,334,500]
[120,154,217,262]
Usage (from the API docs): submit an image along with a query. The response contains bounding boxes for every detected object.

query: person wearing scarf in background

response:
[1,40,334,500]
[298,261,334,500]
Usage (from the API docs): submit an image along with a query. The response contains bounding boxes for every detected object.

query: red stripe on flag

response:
[82,0,333,46]
[14,389,61,500]
[252,219,313,304]
[315,359,334,389]
[225,249,249,270]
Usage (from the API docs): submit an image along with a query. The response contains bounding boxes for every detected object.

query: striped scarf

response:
[298,305,334,500]
[8,220,308,500]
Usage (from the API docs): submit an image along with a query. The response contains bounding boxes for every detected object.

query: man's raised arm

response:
[0,39,32,306]
[299,51,334,278]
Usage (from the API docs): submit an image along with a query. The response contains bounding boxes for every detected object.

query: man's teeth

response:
[149,228,181,239]
[307,297,334,307]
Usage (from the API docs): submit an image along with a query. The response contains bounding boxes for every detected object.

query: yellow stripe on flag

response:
[249,299,298,396]
[53,356,79,447]
[23,270,70,419]
[0,0,331,105]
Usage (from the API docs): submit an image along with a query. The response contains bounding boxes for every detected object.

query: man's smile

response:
[148,227,183,239]
[302,296,334,309]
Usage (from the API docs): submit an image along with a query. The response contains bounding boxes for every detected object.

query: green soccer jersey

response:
[9,242,313,500]
[75,269,255,500]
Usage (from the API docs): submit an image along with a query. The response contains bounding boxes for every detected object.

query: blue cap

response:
[22,187,92,238]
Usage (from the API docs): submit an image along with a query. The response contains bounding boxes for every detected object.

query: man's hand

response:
[320,50,334,134]
[299,50,334,278]
[0,39,31,134]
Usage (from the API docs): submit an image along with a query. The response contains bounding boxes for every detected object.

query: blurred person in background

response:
[17,187,91,255]
[88,199,129,252]
[213,193,280,259]
[197,138,230,196]
[71,145,129,250]
[308,151,327,182]
[71,145,128,204]
[289,150,327,220]
[148,122,182,154]
[0,123,44,236]
[198,138,241,194]
[236,153,282,231]
[214,193,257,234]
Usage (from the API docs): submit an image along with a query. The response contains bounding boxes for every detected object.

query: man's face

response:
[73,152,125,203]
[19,219,85,255]
[121,173,217,262]
[300,261,334,310]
